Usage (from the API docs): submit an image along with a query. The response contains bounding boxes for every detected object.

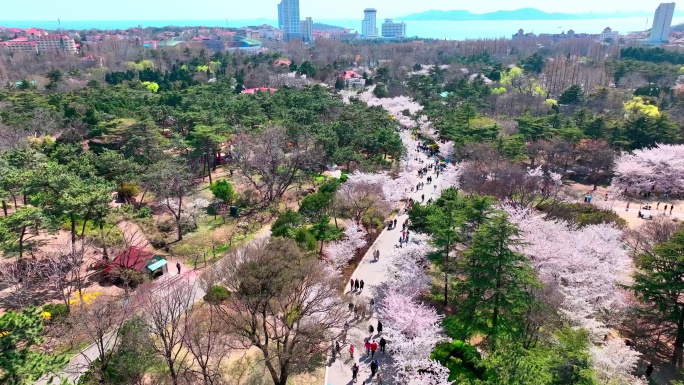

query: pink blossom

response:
[591,339,646,385]
[611,144,684,198]
[323,223,367,270]
[393,358,453,385]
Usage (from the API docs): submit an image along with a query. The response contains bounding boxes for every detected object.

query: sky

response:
[0,0,674,21]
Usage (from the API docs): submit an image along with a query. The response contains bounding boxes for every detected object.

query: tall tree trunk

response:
[70,213,77,252]
[443,240,450,308]
[206,153,213,185]
[99,220,108,260]
[176,197,183,242]
[1,200,6,216]
[672,305,684,367]
[18,226,26,259]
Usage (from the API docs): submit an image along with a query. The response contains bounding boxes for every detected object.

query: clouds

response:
[1,0,663,21]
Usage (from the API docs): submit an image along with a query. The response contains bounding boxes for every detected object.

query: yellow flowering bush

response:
[69,291,102,306]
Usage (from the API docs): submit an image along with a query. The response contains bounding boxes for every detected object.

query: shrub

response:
[537,202,627,228]
[134,206,152,219]
[204,285,230,304]
[431,340,484,380]
[42,303,68,322]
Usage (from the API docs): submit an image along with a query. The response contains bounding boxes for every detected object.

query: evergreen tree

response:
[632,229,684,366]
[0,307,67,384]
[558,85,584,105]
[456,213,540,349]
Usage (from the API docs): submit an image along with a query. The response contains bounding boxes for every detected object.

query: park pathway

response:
[324,133,448,385]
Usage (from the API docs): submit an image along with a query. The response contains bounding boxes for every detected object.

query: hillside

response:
[399,8,681,21]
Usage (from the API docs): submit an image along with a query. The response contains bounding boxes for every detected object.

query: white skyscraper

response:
[381,19,406,37]
[362,8,378,37]
[278,0,301,42]
[650,2,676,42]
[300,17,313,42]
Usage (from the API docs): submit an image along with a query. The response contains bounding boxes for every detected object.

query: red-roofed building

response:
[274,58,292,67]
[105,246,168,277]
[339,70,365,88]
[1,32,77,53]
[241,87,278,94]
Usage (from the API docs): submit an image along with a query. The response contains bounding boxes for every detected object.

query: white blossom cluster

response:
[323,223,367,271]
[611,144,684,198]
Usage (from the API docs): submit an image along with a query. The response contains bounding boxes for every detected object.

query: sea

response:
[2,17,684,40]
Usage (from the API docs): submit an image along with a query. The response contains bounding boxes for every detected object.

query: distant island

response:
[312,23,346,31]
[399,8,684,21]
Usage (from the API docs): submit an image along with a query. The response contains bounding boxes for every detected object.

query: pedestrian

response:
[360,280,365,291]
[664,204,668,211]
[646,363,654,377]
[355,279,360,291]
[657,202,661,209]
[375,250,380,261]
[371,340,378,358]
[349,302,354,312]
[393,218,397,228]
[379,337,386,353]
[377,373,383,385]
[176,262,181,275]
[638,210,642,218]
[671,205,674,214]
[369,324,375,336]
[344,321,350,330]
[370,360,378,375]
[421,194,425,203]
[377,320,383,334]
[335,341,341,357]
[341,329,347,344]
[626,202,630,211]
[399,236,403,247]
[370,298,375,307]
[351,363,359,382]
[350,279,354,291]
[405,233,410,243]
[365,340,371,356]
[349,344,355,359]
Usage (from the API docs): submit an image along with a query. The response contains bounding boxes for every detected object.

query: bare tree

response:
[334,180,391,231]
[145,159,195,241]
[235,127,322,206]
[140,280,197,385]
[209,237,346,385]
[69,296,128,381]
[182,304,231,385]
[624,218,684,259]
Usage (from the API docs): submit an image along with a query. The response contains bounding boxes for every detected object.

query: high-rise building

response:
[381,19,406,37]
[650,2,676,42]
[362,8,378,37]
[300,17,313,42]
[278,0,301,42]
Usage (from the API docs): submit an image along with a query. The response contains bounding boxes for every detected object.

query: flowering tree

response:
[611,144,684,198]
[323,223,367,270]
[393,358,453,385]
[591,339,646,385]
[503,205,631,338]
[384,237,434,298]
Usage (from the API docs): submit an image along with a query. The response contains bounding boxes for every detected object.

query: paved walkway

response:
[324,135,447,385]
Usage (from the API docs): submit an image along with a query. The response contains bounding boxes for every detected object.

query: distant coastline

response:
[399,8,684,21]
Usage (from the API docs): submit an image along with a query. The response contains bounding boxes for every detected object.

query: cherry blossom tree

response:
[393,358,453,385]
[591,339,647,385]
[384,236,434,298]
[611,144,684,198]
[323,223,367,270]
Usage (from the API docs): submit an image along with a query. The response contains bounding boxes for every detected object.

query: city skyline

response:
[0,0,678,21]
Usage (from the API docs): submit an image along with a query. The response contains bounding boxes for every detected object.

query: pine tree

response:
[455,213,539,349]
[0,307,67,384]
[632,229,684,366]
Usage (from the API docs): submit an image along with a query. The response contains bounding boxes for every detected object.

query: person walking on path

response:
[360,280,365,291]
[377,372,383,384]
[379,337,386,353]
[671,206,674,215]
[377,320,383,334]
[355,279,360,291]
[351,363,359,383]
[350,279,354,291]
[646,363,654,377]
[335,341,341,358]
[664,204,668,212]
[371,340,378,358]
[370,360,378,376]
[365,340,371,356]
[176,262,181,275]
[657,202,661,209]
[368,324,375,336]
[349,344,355,359]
